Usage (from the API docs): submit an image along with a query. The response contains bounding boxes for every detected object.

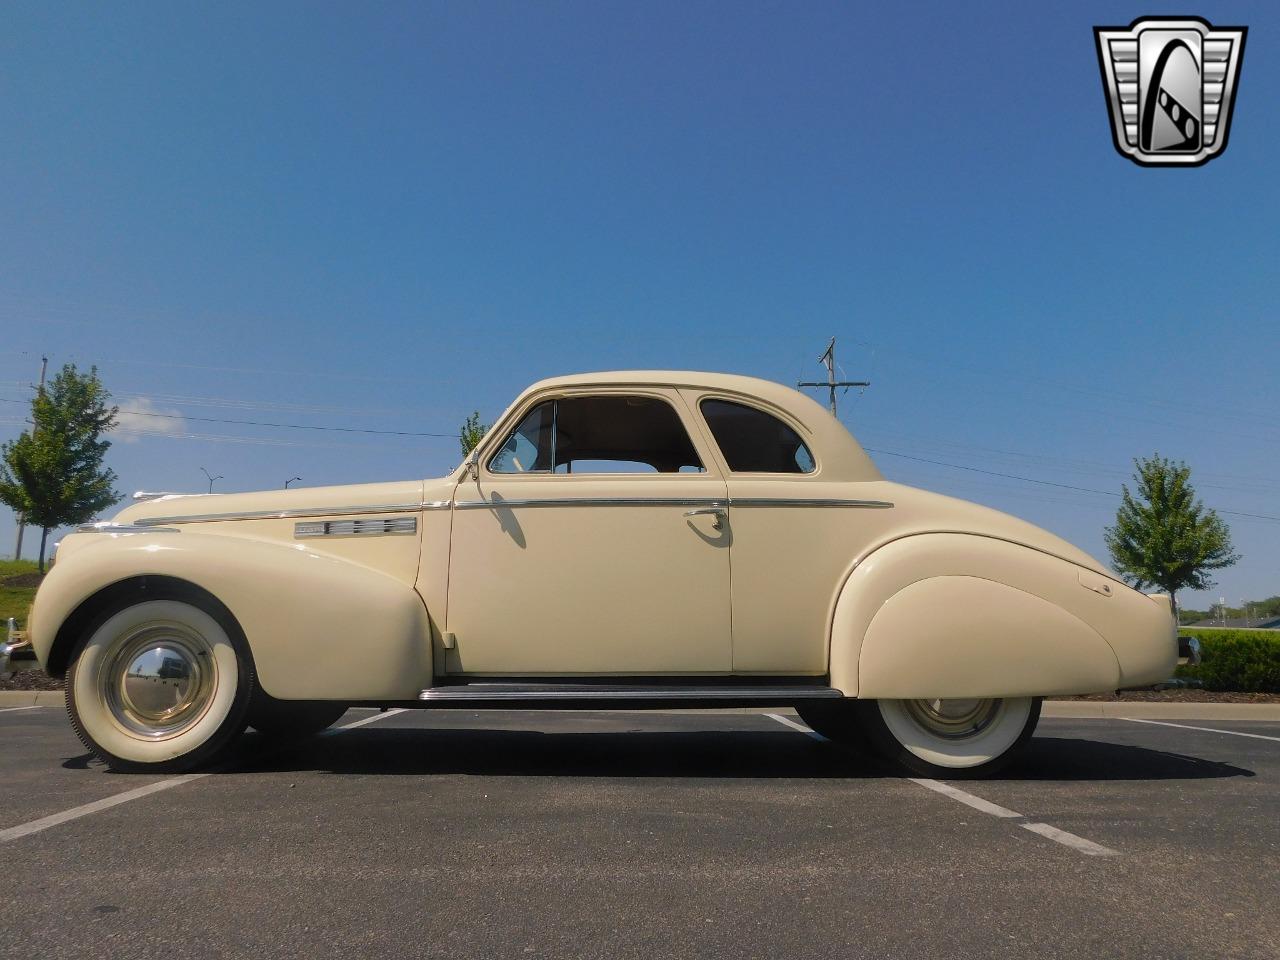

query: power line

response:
[120,409,456,438]
[866,447,1280,523]
[3,386,1276,524]
[0,397,454,438]
[111,391,409,418]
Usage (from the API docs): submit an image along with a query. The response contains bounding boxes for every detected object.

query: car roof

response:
[529,370,796,393]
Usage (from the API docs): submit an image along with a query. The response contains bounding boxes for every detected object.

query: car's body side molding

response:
[30,532,432,700]
[828,533,1165,698]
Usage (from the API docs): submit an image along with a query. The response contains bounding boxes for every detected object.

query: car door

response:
[443,389,731,675]
[689,393,869,676]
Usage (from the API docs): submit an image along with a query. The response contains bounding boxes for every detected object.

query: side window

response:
[489,395,704,474]
[700,399,815,474]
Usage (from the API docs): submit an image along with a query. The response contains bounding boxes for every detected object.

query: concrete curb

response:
[3,689,1280,720]
[1042,701,1280,720]
[0,690,65,708]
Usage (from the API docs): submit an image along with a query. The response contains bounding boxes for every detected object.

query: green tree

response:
[0,364,121,571]
[459,411,489,457]
[1104,454,1239,615]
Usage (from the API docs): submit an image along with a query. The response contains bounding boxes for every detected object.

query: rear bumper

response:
[1106,591,1178,688]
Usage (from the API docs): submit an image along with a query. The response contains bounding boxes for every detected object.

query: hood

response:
[112,479,428,526]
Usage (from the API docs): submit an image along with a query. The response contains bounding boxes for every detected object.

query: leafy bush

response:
[1176,629,1280,692]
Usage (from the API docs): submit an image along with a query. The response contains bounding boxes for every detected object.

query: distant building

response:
[1186,616,1280,630]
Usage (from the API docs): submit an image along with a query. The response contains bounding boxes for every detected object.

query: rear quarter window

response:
[700,399,814,474]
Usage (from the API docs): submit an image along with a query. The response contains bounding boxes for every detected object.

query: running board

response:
[419,682,842,706]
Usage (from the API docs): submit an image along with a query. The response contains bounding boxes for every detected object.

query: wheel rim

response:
[901,698,1002,740]
[99,623,218,739]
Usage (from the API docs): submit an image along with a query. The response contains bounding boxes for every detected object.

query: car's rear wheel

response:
[857,696,1041,777]
[249,697,347,738]
[66,597,255,773]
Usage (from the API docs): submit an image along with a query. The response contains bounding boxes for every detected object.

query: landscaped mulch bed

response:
[1,572,44,589]
[1,669,62,691]
[1066,689,1280,703]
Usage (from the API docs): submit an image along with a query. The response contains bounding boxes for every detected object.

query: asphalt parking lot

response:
[2,705,1278,960]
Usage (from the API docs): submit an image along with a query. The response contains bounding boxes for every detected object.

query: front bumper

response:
[0,617,31,677]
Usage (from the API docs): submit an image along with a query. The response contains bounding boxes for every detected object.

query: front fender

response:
[30,531,431,700]
[829,533,1171,697]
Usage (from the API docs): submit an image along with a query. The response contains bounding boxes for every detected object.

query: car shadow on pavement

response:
[205,727,1255,782]
[225,728,882,779]
[996,736,1254,782]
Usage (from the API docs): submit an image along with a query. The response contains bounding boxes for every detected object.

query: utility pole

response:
[797,337,869,418]
[200,467,223,494]
[13,356,47,561]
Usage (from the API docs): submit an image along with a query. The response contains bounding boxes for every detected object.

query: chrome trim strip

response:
[453,497,891,510]
[729,498,894,509]
[136,495,892,524]
[295,517,417,538]
[454,497,729,510]
[77,522,181,534]
[420,686,841,702]
[136,502,426,525]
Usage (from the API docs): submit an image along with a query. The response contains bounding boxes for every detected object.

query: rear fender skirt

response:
[828,533,1156,697]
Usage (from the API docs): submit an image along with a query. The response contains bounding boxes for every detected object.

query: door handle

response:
[683,506,726,530]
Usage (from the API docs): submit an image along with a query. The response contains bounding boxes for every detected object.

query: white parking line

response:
[1122,717,1280,743]
[766,713,1119,857]
[0,774,210,843]
[0,707,408,844]
[908,777,1021,819]
[765,712,826,741]
[1021,821,1118,857]
[329,708,407,730]
[0,705,43,714]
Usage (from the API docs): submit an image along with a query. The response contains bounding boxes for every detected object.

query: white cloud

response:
[113,397,187,443]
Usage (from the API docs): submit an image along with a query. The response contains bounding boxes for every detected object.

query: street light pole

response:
[200,467,223,494]
[285,477,302,489]
[13,355,47,562]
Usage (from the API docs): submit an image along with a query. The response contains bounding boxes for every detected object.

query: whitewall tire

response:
[66,597,255,772]
[858,697,1041,777]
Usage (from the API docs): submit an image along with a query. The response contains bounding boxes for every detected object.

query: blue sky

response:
[1,2,1276,609]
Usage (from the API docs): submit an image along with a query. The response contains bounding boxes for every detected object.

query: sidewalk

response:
[4,689,1280,720]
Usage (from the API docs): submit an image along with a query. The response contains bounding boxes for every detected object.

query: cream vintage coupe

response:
[22,372,1175,776]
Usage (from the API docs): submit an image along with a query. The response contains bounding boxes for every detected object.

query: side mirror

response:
[465,456,479,482]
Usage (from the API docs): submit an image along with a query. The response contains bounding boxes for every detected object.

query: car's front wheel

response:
[857,696,1042,777]
[66,596,255,773]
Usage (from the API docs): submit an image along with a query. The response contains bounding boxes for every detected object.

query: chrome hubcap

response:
[902,698,1002,740]
[102,625,216,738]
